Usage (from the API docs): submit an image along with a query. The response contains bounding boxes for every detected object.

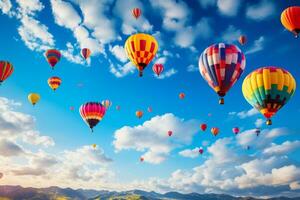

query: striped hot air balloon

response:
[48,76,62,91]
[199,43,246,104]
[102,100,112,109]
[152,63,164,76]
[45,49,61,69]
[281,6,300,38]
[125,33,158,77]
[242,67,296,125]
[238,35,247,45]
[211,127,219,136]
[81,48,91,60]
[0,61,13,85]
[79,102,106,132]
[132,8,141,19]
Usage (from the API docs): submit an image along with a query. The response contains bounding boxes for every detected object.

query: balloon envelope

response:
[211,127,219,136]
[153,63,164,76]
[48,76,62,91]
[45,49,61,69]
[0,61,13,84]
[200,124,207,131]
[132,8,141,19]
[81,48,91,60]
[28,93,40,105]
[281,6,300,37]
[79,102,106,132]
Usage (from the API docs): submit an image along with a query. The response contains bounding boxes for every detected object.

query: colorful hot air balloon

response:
[238,35,247,45]
[132,7,141,19]
[28,93,40,106]
[116,105,121,111]
[136,110,143,119]
[125,33,158,77]
[81,48,91,60]
[92,144,97,149]
[232,127,240,135]
[48,76,61,91]
[168,130,173,137]
[200,124,207,131]
[211,127,219,136]
[199,148,204,155]
[153,63,164,76]
[199,43,246,104]
[140,157,144,162]
[0,61,13,85]
[242,67,296,125]
[281,6,300,38]
[147,107,152,112]
[179,93,185,99]
[102,100,112,109]
[79,102,106,132]
[45,49,61,69]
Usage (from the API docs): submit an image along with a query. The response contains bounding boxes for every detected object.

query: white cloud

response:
[246,0,276,21]
[60,42,84,65]
[217,0,241,17]
[179,147,201,158]
[245,36,265,55]
[18,16,55,51]
[0,0,13,15]
[109,45,128,63]
[198,0,216,9]
[221,25,242,43]
[113,113,199,164]
[230,108,259,119]
[263,141,300,156]
[0,139,24,157]
[109,61,135,78]
[255,118,264,128]
[16,0,44,17]
[187,65,198,72]
[156,68,177,80]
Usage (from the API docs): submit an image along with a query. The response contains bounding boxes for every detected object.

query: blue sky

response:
[0,0,300,198]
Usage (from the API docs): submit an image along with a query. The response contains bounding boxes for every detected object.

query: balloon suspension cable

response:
[266,119,272,125]
[219,98,224,105]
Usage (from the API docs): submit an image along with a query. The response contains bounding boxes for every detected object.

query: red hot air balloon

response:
[211,127,219,136]
[281,6,300,38]
[81,48,91,60]
[132,8,141,19]
[199,148,204,155]
[238,35,247,45]
[153,63,164,76]
[70,106,75,111]
[168,130,173,137]
[232,127,240,135]
[179,93,185,99]
[0,61,13,85]
[200,124,207,131]
[140,157,144,162]
[79,102,106,132]
[45,49,61,69]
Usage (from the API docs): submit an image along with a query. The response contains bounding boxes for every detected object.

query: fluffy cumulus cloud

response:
[217,0,241,17]
[113,113,199,164]
[179,147,202,158]
[229,108,259,119]
[0,0,13,15]
[246,36,265,55]
[130,128,300,197]
[109,61,135,78]
[246,0,276,21]
[109,45,128,63]
[221,25,242,43]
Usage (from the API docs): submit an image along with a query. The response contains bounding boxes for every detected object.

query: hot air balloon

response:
[81,48,91,60]
[45,49,61,69]
[0,172,3,179]
[0,61,13,85]
[153,63,164,76]
[48,76,61,91]
[238,35,247,45]
[200,124,207,131]
[242,67,296,125]
[199,148,204,155]
[136,110,143,119]
[79,102,106,132]
[168,130,173,137]
[232,127,240,135]
[92,144,97,149]
[102,100,112,109]
[147,107,152,112]
[255,128,261,136]
[125,33,158,77]
[211,127,219,136]
[28,93,40,106]
[132,7,141,19]
[281,6,300,38]
[179,93,185,99]
[199,43,246,104]
[140,157,144,162]
[70,106,75,111]
[116,105,121,111]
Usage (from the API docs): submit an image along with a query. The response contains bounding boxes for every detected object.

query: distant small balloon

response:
[168,130,173,137]
[70,106,74,111]
[116,105,121,111]
[140,157,144,162]
[200,124,207,131]
[179,93,185,99]
[199,148,204,155]
[147,107,152,112]
[136,110,143,119]
[211,127,219,136]
[232,127,240,135]
[92,144,97,149]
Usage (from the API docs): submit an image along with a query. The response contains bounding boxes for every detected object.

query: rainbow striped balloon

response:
[79,102,106,132]
[45,49,61,69]
[242,66,296,125]
[0,61,13,84]
[48,76,62,91]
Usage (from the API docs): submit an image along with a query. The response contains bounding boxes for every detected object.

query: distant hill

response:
[0,185,299,200]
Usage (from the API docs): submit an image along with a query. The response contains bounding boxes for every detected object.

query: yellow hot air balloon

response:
[28,93,40,106]
[125,33,158,77]
[242,67,296,125]
[92,144,97,149]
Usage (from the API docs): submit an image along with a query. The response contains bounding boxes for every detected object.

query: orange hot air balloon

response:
[81,48,91,60]
[167,130,173,137]
[136,110,143,119]
[140,157,144,162]
[125,33,158,77]
[48,76,62,91]
[238,35,247,45]
[200,124,207,131]
[281,6,300,38]
[132,8,141,19]
[179,93,185,99]
[211,127,219,136]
